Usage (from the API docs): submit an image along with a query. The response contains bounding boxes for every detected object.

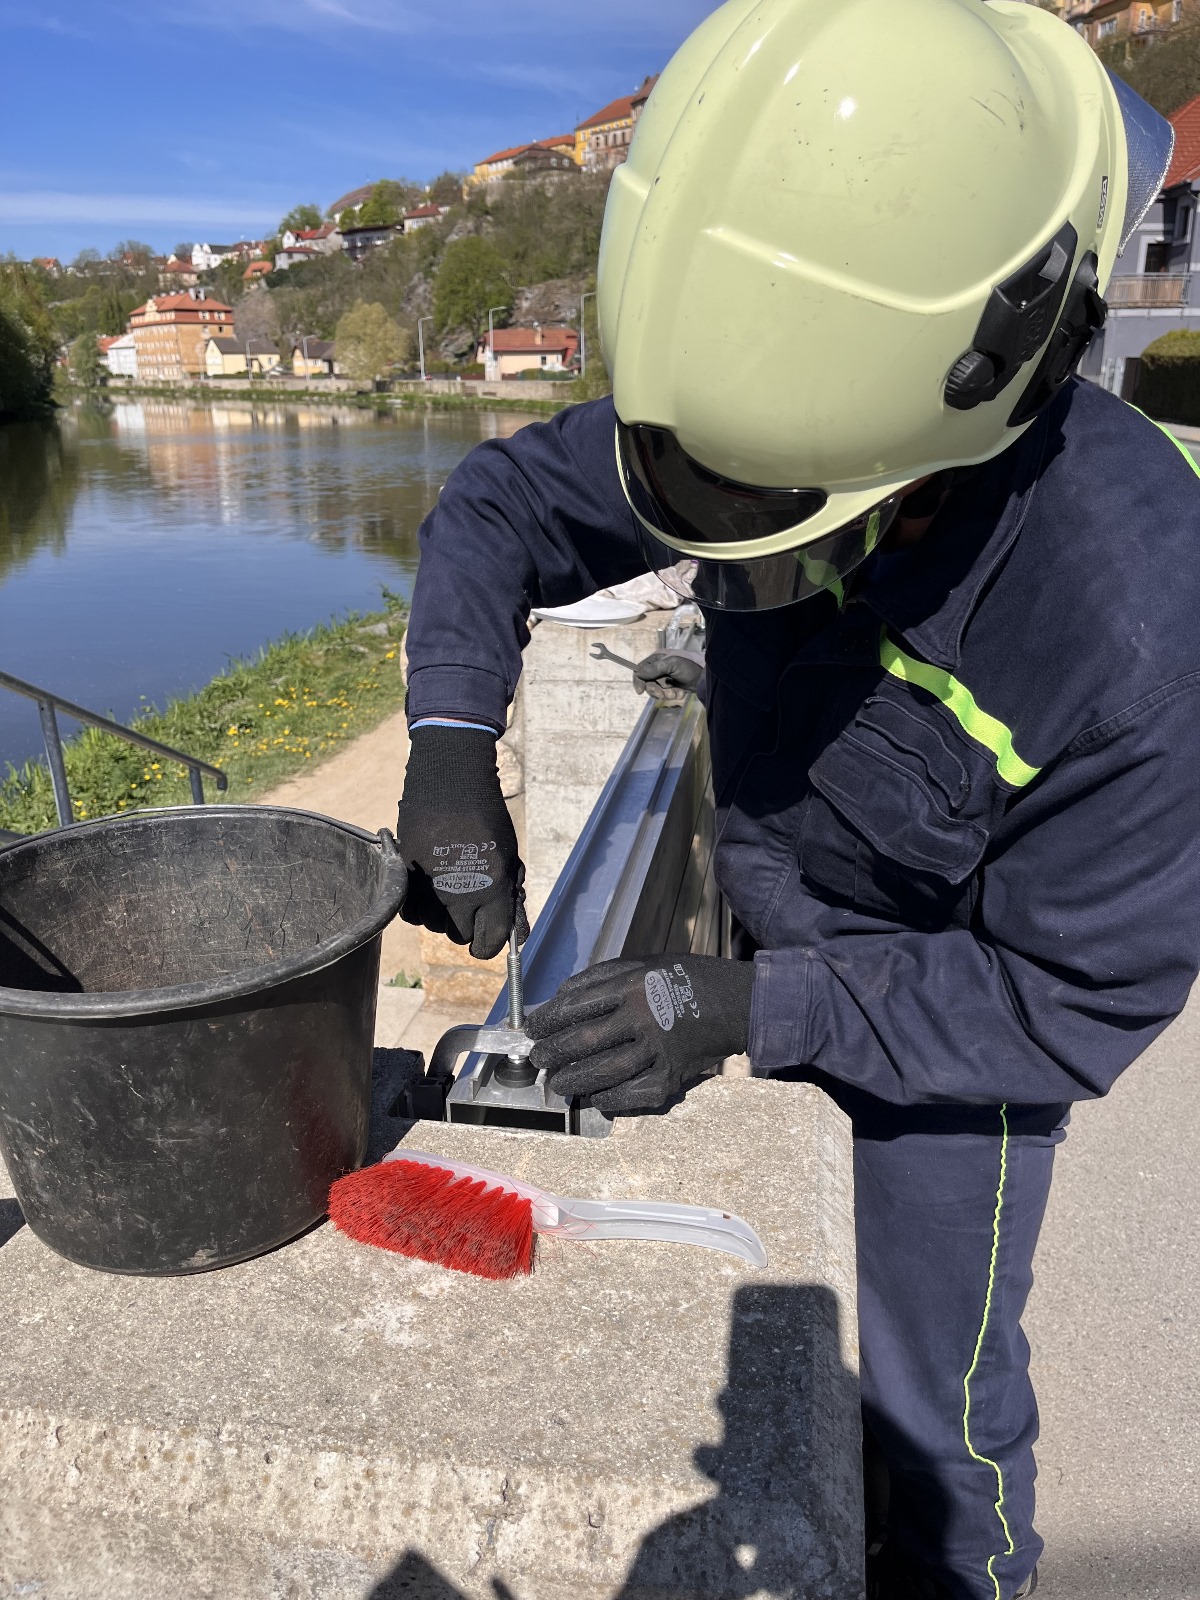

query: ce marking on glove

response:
[431,839,499,896]
[644,963,702,1033]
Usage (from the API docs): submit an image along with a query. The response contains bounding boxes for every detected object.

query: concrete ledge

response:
[0,1070,861,1599]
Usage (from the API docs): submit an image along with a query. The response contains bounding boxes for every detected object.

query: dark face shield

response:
[635,501,901,611]
[617,421,902,612]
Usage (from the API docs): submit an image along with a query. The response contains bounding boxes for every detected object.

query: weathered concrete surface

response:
[0,1073,861,1600]
[521,617,666,922]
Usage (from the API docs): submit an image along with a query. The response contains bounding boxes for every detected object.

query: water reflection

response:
[0,418,82,584]
[0,399,525,770]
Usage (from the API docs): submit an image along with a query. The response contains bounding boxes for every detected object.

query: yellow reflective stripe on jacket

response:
[879,632,1041,789]
[1127,405,1200,480]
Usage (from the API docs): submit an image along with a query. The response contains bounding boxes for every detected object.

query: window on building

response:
[1145,240,1171,273]
[1098,17,1118,34]
[1174,0,1184,19]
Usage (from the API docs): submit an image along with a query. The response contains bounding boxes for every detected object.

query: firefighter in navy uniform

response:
[394,3,1200,1595]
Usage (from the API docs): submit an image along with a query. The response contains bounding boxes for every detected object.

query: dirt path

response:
[258,707,420,984]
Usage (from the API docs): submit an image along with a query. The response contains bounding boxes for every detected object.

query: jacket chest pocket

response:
[802,694,997,931]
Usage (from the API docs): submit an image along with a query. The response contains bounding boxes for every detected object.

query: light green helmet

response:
[599,0,1174,611]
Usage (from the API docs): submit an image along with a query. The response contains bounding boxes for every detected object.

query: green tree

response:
[280,204,323,236]
[0,265,59,419]
[111,239,155,267]
[335,299,411,382]
[357,179,408,229]
[434,236,512,343]
[70,333,107,391]
[427,171,466,207]
[1100,18,1200,115]
[577,283,611,400]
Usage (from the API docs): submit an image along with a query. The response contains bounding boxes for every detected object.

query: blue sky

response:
[0,0,720,262]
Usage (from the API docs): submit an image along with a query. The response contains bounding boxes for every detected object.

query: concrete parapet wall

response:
[0,1072,862,1599]
[521,617,666,923]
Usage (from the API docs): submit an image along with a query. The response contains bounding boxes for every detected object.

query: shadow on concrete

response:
[367,1283,862,1599]
[367,1550,470,1599]
[0,1198,24,1248]
[366,1048,425,1164]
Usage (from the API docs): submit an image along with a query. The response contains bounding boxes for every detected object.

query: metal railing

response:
[1107,273,1193,310]
[0,669,227,830]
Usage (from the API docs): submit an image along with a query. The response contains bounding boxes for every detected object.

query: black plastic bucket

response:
[0,807,407,1275]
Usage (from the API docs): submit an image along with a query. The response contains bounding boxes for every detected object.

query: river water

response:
[0,400,530,774]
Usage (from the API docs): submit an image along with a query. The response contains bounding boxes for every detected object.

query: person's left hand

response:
[527,956,756,1117]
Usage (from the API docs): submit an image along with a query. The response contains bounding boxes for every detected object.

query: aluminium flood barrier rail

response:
[428,690,725,1137]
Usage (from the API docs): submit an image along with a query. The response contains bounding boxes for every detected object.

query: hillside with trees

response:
[256,170,612,375]
[0,263,59,420]
[1100,18,1200,115]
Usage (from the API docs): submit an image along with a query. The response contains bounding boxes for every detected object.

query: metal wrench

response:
[590,642,641,673]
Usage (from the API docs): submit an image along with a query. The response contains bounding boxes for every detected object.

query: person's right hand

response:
[397,727,528,961]
[632,650,706,705]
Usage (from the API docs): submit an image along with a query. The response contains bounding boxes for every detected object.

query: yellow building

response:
[202,336,280,379]
[129,290,235,382]
[291,338,340,379]
[468,135,578,193]
[575,76,658,172]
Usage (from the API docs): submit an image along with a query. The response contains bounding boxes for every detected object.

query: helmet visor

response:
[618,420,828,545]
[635,497,901,612]
[1108,72,1175,252]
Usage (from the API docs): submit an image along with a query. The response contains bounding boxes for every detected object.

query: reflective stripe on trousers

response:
[845,1091,1068,1600]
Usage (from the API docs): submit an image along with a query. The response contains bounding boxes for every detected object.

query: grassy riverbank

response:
[71,381,575,417]
[0,601,407,835]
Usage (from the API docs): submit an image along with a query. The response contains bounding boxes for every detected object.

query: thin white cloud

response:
[0,192,285,228]
[116,0,708,41]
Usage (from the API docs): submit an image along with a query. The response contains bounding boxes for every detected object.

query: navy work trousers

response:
[829,1085,1069,1600]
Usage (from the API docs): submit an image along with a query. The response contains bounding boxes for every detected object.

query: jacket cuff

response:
[748,948,816,1072]
[405,665,509,735]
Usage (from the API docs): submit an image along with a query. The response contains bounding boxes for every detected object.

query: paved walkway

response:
[1027,987,1199,1598]
[258,709,478,1064]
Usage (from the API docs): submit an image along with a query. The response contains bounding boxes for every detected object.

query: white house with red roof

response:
[280,224,341,255]
[477,324,580,382]
[1079,93,1200,395]
[402,203,451,235]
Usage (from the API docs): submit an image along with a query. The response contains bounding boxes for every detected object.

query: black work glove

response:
[632,650,706,705]
[527,955,755,1117]
[397,727,528,961]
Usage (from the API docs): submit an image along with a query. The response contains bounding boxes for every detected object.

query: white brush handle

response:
[384,1148,767,1268]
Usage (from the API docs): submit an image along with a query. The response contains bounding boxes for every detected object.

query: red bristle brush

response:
[330,1155,535,1281]
[329,1148,768,1282]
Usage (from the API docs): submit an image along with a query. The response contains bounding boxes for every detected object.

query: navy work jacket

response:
[406,380,1200,1108]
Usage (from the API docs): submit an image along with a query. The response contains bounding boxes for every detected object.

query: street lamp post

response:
[487,305,508,383]
[580,291,596,381]
[418,316,435,382]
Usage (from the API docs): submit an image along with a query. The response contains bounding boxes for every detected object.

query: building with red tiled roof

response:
[477,324,580,380]
[128,289,234,382]
[1164,93,1200,188]
[244,260,274,282]
[402,202,452,234]
[576,76,659,171]
[32,257,61,276]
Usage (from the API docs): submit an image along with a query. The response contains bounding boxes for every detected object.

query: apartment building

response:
[1068,0,1196,46]
[1079,93,1200,394]
[128,289,235,382]
[577,76,658,172]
